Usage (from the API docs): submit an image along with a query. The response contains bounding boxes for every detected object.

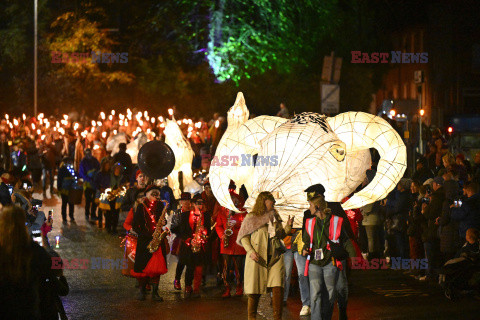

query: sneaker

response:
[361,252,368,260]
[300,305,311,316]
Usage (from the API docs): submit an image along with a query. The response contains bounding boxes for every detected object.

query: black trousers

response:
[105,200,119,232]
[60,194,74,221]
[84,187,97,219]
[175,262,185,281]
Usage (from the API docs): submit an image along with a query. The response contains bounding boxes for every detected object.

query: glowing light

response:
[41,135,45,140]
[100,112,106,120]
[187,132,192,138]
[158,116,164,122]
[45,122,50,129]
[90,127,95,133]
[144,111,148,118]
[215,120,219,128]
[119,120,124,126]
[188,126,193,132]
[389,109,396,117]
[419,109,425,116]
[14,119,19,126]
[138,120,144,126]
[93,145,100,150]
[91,120,96,127]
[151,117,155,123]
[36,129,41,135]
[109,115,113,121]
[97,121,102,127]
[22,114,26,121]
[111,110,115,116]
[74,123,79,131]
[58,127,65,135]
[102,132,107,138]
[113,130,117,135]
[176,120,182,125]
[5,114,9,120]
[448,127,453,133]
[31,123,36,130]
[119,114,124,120]
[168,108,173,116]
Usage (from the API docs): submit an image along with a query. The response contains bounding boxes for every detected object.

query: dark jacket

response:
[0,181,12,206]
[132,199,165,272]
[387,189,412,233]
[112,151,133,179]
[93,170,111,192]
[2,241,68,320]
[79,155,100,189]
[302,212,356,267]
[57,163,78,195]
[422,187,445,242]
[121,186,145,212]
[437,199,459,254]
[451,193,480,239]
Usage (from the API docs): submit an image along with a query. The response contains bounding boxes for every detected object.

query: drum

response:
[121,233,138,277]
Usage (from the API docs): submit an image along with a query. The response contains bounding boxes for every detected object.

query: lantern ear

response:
[209,93,288,211]
[327,112,407,209]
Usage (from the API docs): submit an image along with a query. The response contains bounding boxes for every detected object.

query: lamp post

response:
[419,108,425,155]
[34,0,38,117]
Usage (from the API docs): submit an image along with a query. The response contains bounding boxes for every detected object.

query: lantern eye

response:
[329,144,346,162]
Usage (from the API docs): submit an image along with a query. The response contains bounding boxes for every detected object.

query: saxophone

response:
[147,201,170,253]
[191,209,207,253]
[223,210,234,248]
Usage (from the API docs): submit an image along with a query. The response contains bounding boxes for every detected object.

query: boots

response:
[173,279,182,290]
[136,282,146,301]
[151,283,163,302]
[248,294,261,320]
[272,287,283,320]
[235,282,244,296]
[222,285,231,298]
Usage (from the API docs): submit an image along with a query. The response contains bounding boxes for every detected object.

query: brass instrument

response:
[223,210,234,248]
[100,184,128,202]
[147,201,170,253]
[191,209,207,253]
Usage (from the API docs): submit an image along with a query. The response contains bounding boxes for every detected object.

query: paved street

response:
[39,194,479,320]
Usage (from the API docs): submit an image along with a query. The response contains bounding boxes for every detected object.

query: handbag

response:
[326,238,349,261]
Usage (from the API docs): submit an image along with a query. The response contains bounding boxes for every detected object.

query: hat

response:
[180,192,191,200]
[145,185,162,194]
[192,194,204,204]
[304,184,325,201]
[433,176,444,186]
[135,170,143,179]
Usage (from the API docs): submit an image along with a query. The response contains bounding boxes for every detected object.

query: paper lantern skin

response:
[210,92,406,227]
[164,119,195,198]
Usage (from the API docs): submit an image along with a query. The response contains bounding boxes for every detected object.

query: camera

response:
[454,200,462,207]
[8,185,13,195]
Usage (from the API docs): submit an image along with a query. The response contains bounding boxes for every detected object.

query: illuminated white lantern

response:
[126,132,148,164]
[164,118,194,198]
[106,132,128,156]
[210,92,407,227]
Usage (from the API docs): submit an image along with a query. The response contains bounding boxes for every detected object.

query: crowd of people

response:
[1,108,479,320]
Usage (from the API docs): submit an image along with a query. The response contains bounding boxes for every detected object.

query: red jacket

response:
[124,208,134,231]
[216,207,246,255]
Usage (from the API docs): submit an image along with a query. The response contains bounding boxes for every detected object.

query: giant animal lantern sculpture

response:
[209,93,407,227]
[164,119,195,199]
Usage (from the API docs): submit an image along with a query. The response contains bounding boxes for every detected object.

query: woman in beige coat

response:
[237,191,292,320]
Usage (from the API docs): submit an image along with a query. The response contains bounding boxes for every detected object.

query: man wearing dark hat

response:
[170,192,193,292]
[79,148,100,221]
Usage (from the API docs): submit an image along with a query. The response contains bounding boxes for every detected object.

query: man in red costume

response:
[132,185,169,301]
[215,183,247,298]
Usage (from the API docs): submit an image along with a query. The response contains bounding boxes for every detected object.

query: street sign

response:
[321,84,340,114]
[321,55,334,82]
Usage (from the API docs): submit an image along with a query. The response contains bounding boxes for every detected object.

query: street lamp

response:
[419,109,425,154]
